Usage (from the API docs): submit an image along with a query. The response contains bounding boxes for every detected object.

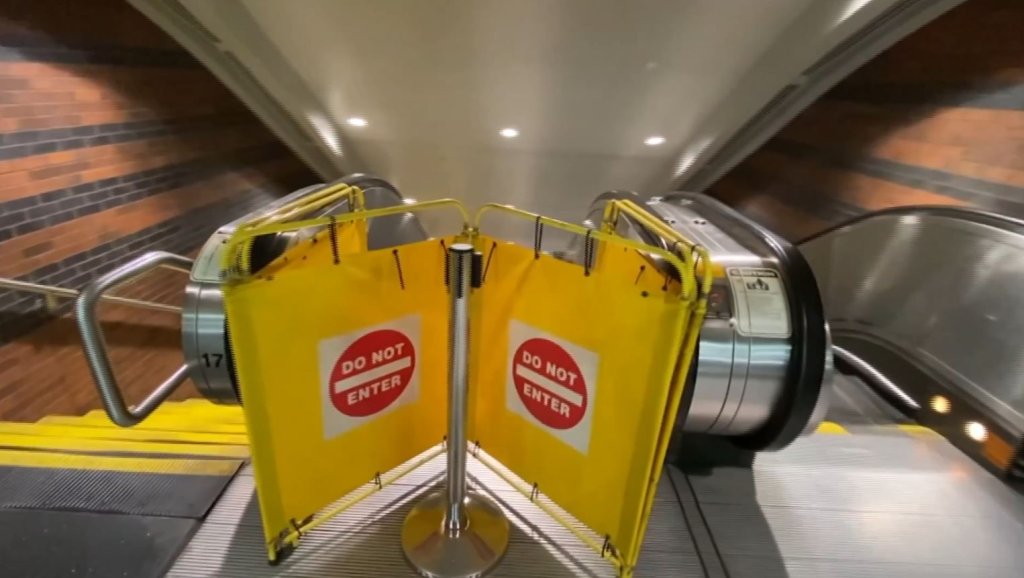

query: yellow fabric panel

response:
[469,236,689,561]
[224,238,449,545]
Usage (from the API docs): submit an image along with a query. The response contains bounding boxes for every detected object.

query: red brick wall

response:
[707,0,1024,241]
[0,0,316,421]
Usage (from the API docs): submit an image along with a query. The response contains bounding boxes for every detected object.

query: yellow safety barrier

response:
[218,195,706,575]
[469,204,707,576]
[221,199,470,559]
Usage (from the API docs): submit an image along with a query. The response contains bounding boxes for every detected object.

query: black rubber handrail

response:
[663,192,829,451]
[798,205,1024,244]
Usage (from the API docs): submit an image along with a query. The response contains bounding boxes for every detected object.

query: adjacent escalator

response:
[799,205,1024,480]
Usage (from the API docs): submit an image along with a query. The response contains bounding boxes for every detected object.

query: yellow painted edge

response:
[38,415,247,435]
[0,448,241,476]
[897,424,938,437]
[0,422,249,446]
[816,422,849,435]
[149,403,244,416]
[85,408,246,425]
[0,433,249,458]
[170,399,241,410]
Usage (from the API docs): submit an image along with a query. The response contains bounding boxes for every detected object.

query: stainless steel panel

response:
[801,210,1024,431]
[648,198,816,439]
[182,176,428,405]
[571,193,832,445]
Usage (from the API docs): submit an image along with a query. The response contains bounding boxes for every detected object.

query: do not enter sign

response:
[330,329,415,417]
[513,338,587,430]
[319,315,421,439]
[506,321,598,454]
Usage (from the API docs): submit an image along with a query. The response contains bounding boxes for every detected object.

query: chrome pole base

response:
[401,490,510,578]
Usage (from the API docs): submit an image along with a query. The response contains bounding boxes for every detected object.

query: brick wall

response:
[707,0,1024,241]
[0,0,316,421]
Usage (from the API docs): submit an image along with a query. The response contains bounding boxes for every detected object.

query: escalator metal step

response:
[0,449,241,518]
[0,509,197,578]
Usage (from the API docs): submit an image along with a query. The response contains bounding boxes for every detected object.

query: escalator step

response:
[0,449,241,518]
[0,433,248,459]
[0,509,196,578]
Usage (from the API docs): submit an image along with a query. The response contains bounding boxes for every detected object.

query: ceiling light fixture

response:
[499,127,519,139]
[346,117,368,127]
[644,136,666,146]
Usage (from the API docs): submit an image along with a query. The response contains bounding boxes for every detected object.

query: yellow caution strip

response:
[0,422,248,446]
[816,422,850,435]
[0,449,241,476]
[897,424,939,437]
[0,434,248,459]
[83,408,246,426]
[38,415,247,435]
[147,401,245,417]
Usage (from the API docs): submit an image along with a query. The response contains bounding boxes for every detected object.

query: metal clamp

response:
[75,251,193,427]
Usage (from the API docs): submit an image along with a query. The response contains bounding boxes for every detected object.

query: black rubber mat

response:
[0,509,197,578]
[0,465,240,518]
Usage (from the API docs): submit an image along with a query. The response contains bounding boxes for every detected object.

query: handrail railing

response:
[75,251,193,426]
[796,204,1024,244]
[0,276,182,314]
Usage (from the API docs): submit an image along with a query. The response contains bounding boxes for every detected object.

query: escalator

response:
[7,181,1023,577]
[168,188,1023,577]
[631,195,1024,578]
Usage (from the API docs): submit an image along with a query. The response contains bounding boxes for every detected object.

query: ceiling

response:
[173,0,906,223]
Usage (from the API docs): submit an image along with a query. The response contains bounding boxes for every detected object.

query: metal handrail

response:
[0,277,182,314]
[75,251,193,426]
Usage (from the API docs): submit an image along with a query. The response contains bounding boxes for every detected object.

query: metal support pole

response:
[445,243,471,531]
[401,243,509,578]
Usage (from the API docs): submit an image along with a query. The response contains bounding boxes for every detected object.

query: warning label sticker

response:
[726,267,790,337]
[507,320,598,454]
[318,315,421,439]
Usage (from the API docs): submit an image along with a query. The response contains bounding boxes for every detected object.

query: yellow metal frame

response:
[602,199,711,576]
[221,198,471,280]
[474,202,710,577]
[241,182,366,231]
[475,203,704,299]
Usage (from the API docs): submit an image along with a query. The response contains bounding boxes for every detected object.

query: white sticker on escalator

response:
[727,268,790,337]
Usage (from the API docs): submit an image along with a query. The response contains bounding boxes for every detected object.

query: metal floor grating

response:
[167,454,702,577]
[169,388,1024,577]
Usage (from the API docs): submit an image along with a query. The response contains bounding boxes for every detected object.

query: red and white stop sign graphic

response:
[329,329,416,417]
[512,337,587,430]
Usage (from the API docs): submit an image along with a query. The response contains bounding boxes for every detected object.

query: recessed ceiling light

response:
[644,136,666,146]
[346,117,368,127]
[499,127,519,139]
